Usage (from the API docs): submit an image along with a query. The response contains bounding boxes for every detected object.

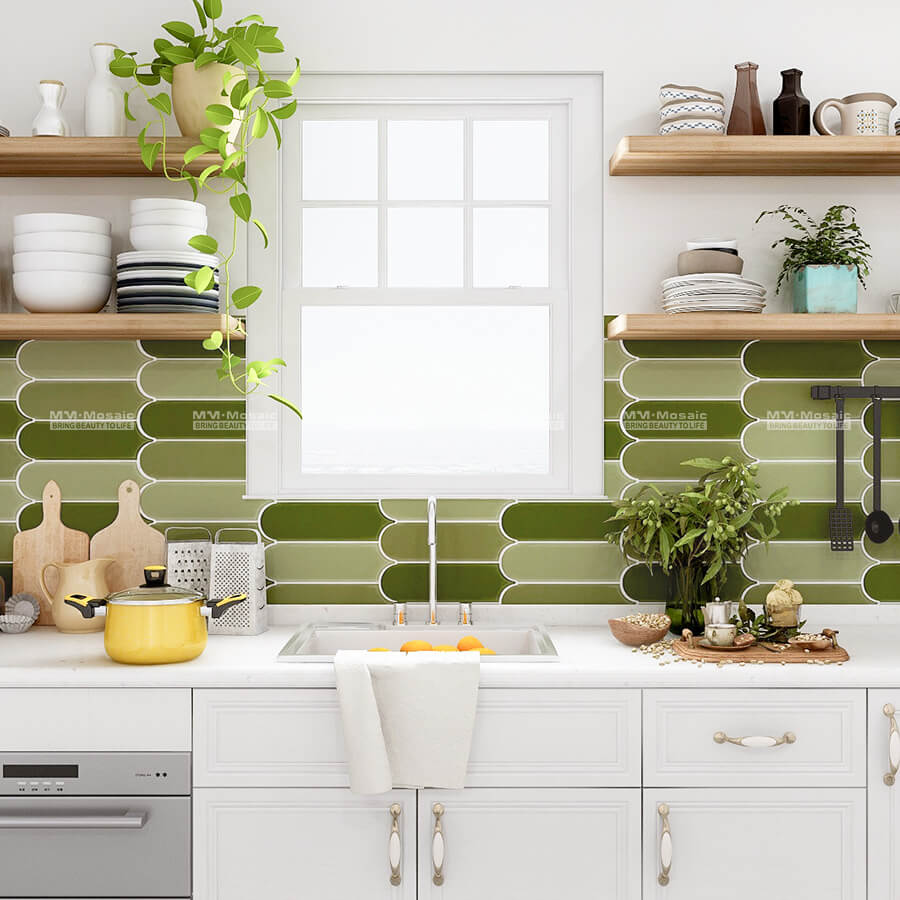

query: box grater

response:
[207,528,268,635]
[165,527,212,597]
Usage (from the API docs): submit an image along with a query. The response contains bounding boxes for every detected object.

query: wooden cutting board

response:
[13,480,89,626]
[90,480,166,593]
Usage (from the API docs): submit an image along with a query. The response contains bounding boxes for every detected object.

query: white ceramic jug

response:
[85,43,126,137]
[814,92,896,135]
[32,80,70,137]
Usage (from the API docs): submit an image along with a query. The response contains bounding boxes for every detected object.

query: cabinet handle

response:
[884,704,900,787]
[713,731,796,749]
[388,803,402,886]
[431,802,445,886]
[657,803,672,886]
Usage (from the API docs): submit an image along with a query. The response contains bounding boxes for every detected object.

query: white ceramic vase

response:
[85,42,126,136]
[32,80,70,137]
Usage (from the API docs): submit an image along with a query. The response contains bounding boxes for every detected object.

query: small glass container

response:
[458,602,473,626]
[392,602,407,626]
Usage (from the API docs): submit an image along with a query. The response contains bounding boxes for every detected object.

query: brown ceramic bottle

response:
[773,68,810,135]
[727,61,766,135]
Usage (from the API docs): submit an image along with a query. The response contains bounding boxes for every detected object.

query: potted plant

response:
[605,457,791,633]
[755,204,872,313]
[109,0,301,417]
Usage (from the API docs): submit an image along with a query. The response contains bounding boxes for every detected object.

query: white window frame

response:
[246,72,603,499]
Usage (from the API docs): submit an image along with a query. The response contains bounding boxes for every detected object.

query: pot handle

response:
[64,594,108,619]
[203,593,248,620]
[39,563,59,603]
[813,98,844,135]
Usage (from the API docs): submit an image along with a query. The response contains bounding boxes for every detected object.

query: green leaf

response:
[230,192,252,222]
[147,92,172,116]
[186,266,214,293]
[217,130,230,157]
[251,108,268,139]
[202,0,223,18]
[270,98,296,120]
[268,392,302,419]
[248,24,284,53]
[236,14,265,24]
[199,126,226,150]
[109,55,137,78]
[163,20,195,42]
[140,141,161,171]
[198,163,221,184]
[286,58,301,87]
[191,0,208,28]
[159,44,195,65]
[232,285,262,309]
[262,79,292,99]
[186,174,200,201]
[123,91,136,122]
[202,330,223,351]
[188,235,219,254]
[251,218,269,248]
[228,36,259,67]
[205,103,233,126]
[183,144,209,164]
[135,71,161,86]
[230,78,250,109]
[194,51,219,69]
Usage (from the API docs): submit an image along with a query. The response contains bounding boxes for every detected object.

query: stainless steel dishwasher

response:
[0,752,191,898]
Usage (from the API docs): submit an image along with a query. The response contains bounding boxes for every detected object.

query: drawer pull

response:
[884,704,900,787]
[432,803,445,886]
[713,731,796,749]
[657,803,672,886]
[388,803,402,886]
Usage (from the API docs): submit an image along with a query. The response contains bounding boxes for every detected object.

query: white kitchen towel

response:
[334,649,480,794]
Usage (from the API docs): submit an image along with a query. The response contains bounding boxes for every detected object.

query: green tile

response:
[863,533,900,562]
[18,341,146,378]
[743,418,869,460]
[0,402,25,439]
[742,583,873,605]
[141,340,237,359]
[140,400,246,439]
[502,583,627,604]
[267,583,387,604]
[863,341,900,358]
[622,359,752,400]
[0,523,18,562]
[0,563,13,591]
[621,440,748,481]
[18,502,117,537]
[743,341,873,378]
[140,359,240,400]
[604,461,636,499]
[502,501,617,540]
[604,422,634,460]
[755,460,866,502]
[865,564,900,601]
[0,482,25,520]
[19,422,145,460]
[261,502,389,541]
[140,482,265,521]
[864,402,900,438]
[381,522,509,562]
[864,483,900,517]
[622,340,747,359]
[743,380,867,420]
[381,563,510,603]
[603,381,631,419]
[266,542,388,581]
[17,381,144,421]
[603,340,633,379]
[621,401,750,440]
[773,502,865,541]
[744,541,869,582]
[621,562,750,603]
[18,461,146,501]
[154,521,266,541]
[0,361,27,399]
[0,442,25,479]
[863,359,900,386]
[500,542,624,581]
[0,342,22,359]
[863,442,900,479]
[139,440,245,480]
[379,499,510,521]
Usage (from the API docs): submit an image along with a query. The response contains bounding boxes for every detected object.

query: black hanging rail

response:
[811,385,900,400]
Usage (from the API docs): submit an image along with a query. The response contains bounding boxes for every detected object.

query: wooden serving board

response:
[13,480,89,625]
[672,630,849,665]
[90,480,166,592]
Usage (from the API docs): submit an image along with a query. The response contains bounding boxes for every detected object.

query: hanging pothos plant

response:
[110,0,301,417]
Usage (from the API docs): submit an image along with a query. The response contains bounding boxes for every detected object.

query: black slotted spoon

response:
[865,394,894,543]
[830,394,854,551]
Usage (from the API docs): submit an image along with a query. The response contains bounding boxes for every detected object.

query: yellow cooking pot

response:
[64,565,246,665]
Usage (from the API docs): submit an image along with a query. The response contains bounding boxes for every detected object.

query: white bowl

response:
[13,251,111,275]
[130,198,207,215]
[129,225,202,252]
[686,240,739,251]
[131,209,207,229]
[14,213,111,236]
[14,271,112,313]
[659,83,725,104]
[13,231,112,256]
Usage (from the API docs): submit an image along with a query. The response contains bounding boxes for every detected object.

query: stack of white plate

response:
[661,274,767,314]
[13,213,112,313]
[116,249,219,314]
[0,121,9,138]
[129,198,208,252]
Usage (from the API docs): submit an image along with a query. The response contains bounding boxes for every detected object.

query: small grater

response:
[165,527,212,597]
[207,528,268,636]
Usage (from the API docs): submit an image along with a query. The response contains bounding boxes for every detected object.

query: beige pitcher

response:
[41,558,114,634]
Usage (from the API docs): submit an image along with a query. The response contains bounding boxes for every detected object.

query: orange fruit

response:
[457,635,484,651]
[368,647,390,652]
[401,640,433,652]
[432,645,459,652]
[477,647,496,655]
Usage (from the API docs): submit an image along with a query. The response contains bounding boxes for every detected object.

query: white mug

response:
[814,92,896,135]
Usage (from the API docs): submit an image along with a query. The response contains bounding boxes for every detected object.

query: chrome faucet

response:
[427,496,438,625]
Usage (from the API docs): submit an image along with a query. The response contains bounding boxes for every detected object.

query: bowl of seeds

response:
[608,612,671,647]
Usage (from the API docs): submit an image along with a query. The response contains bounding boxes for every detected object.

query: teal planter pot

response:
[792,265,858,313]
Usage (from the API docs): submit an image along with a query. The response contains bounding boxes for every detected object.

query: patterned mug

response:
[813,92,896,135]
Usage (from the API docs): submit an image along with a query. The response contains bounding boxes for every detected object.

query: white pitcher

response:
[85,43,126,136]
[814,92,896,135]
[32,80,70,137]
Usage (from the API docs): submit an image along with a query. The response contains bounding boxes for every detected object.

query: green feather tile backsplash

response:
[0,332,896,605]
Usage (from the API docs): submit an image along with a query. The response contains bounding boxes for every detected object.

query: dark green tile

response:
[261,502,389,541]
[140,400,246,439]
[621,562,749,603]
[743,341,873,378]
[622,340,746,358]
[502,583,627,603]
[865,564,900,601]
[0,564,13,594]
[864,341,900,358]
[267,583,387,604]
[604,422,634,460]
[621,401,750,440]
[153,522,271,542]
[18,502,117,537]
[141,340,242,359]
[381,563,511,603]
[19,422,146,459]
[140,440,245,480]
[772,502,865,540]
[0,525,17,564]
[0,402,25,439]
[0,342,22,359]
[502,502,617,540]
[743,583,872,605]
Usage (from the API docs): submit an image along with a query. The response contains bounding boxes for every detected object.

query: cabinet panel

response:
[642,788,865,900]
[418,788,640,900]
[194,788,416,900]
[868,689,900,899]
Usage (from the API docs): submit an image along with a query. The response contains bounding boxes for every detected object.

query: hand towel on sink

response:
[334,649,480,794]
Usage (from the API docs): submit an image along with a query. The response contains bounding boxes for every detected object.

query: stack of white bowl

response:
[13,214,113,313]
[658,84,726,135]
[129,198,208,252]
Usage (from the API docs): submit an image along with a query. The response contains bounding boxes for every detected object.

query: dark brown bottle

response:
[773,68,810,135]
[727,61,766,135]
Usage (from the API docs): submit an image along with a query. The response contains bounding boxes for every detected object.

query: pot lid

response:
[107,565,204,606]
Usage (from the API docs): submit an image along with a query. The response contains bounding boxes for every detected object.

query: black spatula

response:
[830,394,854,551]
[865,395,894,543]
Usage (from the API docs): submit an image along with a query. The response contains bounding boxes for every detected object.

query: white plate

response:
[663,287,766,300]
[666,307,763,314]
[116,284,218,299]
[662,302,766,312]
[118,304,221,314]
[116,249,219,267]
[661,273,765,291]
[116,266,218,281]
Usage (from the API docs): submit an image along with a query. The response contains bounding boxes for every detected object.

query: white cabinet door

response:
[417,788,640,900]
[194,788,416,900]
[869,690,900,898]
[643,788,865,900]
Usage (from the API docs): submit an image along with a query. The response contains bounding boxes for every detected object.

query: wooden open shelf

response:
[607,313,900,341]
[609,135,900,176]
[0,137,219,177]
[0,313,244,340]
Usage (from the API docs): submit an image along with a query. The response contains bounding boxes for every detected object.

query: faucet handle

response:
[458,603,473,626]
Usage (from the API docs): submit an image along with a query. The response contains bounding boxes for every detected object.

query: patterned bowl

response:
[659,83,725,105]
[659,117,726,136]
[660,99,726,123]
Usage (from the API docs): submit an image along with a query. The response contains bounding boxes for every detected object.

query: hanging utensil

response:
[829,394,854,551]
[865,394,894,543]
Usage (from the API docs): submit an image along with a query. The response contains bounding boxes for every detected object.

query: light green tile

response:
[755,460,867,502]
[0,361,26,399]
[621,441,747,481]
[139,440,245,480]
[603,341,633,379]
[742,582,873,605]
[18,341,147,379]
[0,482,25,519]
[863,359,900,385]
[140,481,266,521]
[863,533,900,562]
[500,541,624,582]
[863,443,900,479]
[0,442,25,479]
[604,381,631,419]
[18,381,145,420]
[18,461,146,501]
[743,419,869,460]
[139,359,239,400]
[267,583,388,604]
[742,380,866,420]
[621,359,752,400]
[381,522,509,562]
[743,541,869,582]
[863,483,900,517]
[502,583,627,604]
[604,461,635,498]
[266,542,389,581]
[379,499,511,521]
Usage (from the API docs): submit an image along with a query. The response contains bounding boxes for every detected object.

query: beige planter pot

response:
[172,62,246,139]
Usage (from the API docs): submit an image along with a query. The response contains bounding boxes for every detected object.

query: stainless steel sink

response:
[278,623,559,662]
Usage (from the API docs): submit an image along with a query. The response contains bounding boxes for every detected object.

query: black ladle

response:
[865,395,894,543]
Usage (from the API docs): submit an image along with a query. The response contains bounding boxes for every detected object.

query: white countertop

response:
[1,623,898,689]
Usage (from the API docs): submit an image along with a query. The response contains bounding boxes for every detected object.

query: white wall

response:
[4,0,900,312]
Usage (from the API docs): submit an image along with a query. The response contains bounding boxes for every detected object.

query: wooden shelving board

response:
[0,313,244,340]
[0,137,219,177]
[609,135,900,176]
[607,313,900,341]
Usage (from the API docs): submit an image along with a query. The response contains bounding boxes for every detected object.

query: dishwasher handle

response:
[0,811,147,829]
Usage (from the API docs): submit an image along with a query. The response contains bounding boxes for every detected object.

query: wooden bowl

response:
[608,617,670,647]
[788,634,832,652]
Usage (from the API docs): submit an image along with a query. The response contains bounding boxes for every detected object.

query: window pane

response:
[300,306,550,474]
[302,208,378,287]
[387,120,464,201]
[387,208,463,287]
[302,121,377,200]
[473,120,550,201]
[473,208,549,287]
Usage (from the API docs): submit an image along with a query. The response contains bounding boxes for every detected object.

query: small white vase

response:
[32,80,70,137]
[85,43,126,136]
